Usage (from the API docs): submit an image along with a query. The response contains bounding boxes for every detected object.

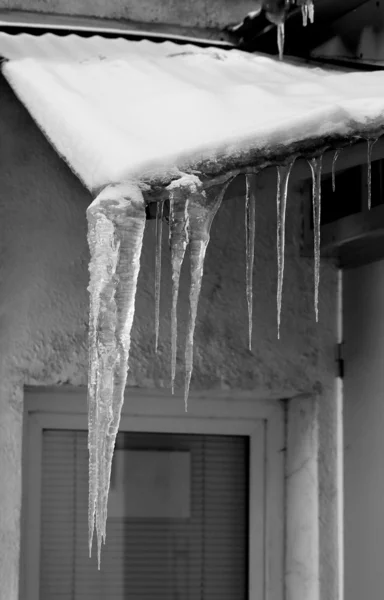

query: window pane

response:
[40,430,249,600]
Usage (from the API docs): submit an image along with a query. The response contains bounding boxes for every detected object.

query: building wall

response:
[343,260,384,600]
[0,73,339,600]
[0,0,255,30]
[312,0,384,63]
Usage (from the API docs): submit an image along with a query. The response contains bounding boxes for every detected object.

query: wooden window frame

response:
[21,387,285,600]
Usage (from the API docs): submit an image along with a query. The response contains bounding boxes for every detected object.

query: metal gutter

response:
[0,10,236,49]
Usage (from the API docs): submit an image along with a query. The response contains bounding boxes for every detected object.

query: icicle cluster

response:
[87,183,146,569]
[263,0,315,59]
[89,132,384,567]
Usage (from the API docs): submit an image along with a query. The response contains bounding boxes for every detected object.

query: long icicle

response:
[167,175,200,394]
[301,3,308,26]
[332,149,341,193]
[245,174,257,351]
[307,0,315,23]
[276,160,295,340]
[308,156,323,322]
[367,138,378,210]
[184,179,232,411]
[277,22,285,60]
[87,183,146,569]
[155,201,164,353]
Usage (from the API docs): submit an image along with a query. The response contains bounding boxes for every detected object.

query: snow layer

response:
[1,33,384,191]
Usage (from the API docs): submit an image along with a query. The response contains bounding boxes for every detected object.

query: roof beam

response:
[236,0,372,57]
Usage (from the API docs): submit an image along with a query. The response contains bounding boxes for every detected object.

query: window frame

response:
[21,386,285,600]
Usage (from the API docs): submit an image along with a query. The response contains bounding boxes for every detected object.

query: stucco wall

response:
[0,73,339,600]
[0,0,255,30]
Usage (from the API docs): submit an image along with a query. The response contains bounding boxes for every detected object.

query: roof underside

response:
[1,32,384,192]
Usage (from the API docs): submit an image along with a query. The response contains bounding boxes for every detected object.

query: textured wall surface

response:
[0,0,255,29]
[0,72,339,600]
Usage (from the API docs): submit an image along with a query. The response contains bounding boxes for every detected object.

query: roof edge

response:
[0,9,236,48]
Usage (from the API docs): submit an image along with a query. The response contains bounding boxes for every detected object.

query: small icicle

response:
[332,149,341,193]
[301,4,308,26]
[245,174,257,351]
[184,179,231,411]
[367,138,378,210]
[87,182,147,568]
[276,160,295,340]
[277,22,285,60]
[154,201,164,353]
[307,0,315,23]
[308,156,323,322]
[167,175,199,394]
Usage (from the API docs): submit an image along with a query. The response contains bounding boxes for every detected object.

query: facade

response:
[1,2,382,600]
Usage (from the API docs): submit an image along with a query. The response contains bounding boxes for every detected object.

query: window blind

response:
[40,430,249,600]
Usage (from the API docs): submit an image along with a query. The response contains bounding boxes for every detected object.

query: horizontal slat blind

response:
[40,430,249,600]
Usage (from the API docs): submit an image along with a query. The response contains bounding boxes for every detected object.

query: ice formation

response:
[367,138,379,210]
[276,161,295,339]
[245,174,257,350]
[155,201,164,353]
[264,0,315,58]
[297,0,314,26]
[185,179,232,409]
[308,156,323,322]
[167,176,199,394]
[332,149,341,193]
[87,182,146,568]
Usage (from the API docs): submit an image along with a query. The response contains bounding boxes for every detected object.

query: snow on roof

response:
[1,32,384,192]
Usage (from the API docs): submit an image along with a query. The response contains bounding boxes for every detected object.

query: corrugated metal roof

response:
[1,32,384,191]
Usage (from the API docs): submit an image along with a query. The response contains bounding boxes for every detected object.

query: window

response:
[22,389,284,600]
[40,430,249,599]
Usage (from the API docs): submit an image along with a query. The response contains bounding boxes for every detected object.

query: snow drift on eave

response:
[2,33,384,191]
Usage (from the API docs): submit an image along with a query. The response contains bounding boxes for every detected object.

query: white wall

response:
[344,260,384,599]
[0,72,340,600]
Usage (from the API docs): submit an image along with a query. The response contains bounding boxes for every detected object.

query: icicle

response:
[308,0,314,23]
[308,156,323,322]
[367,138,378,210]
[184,179,231,411]
[167,175,200,394]
[301,4,308,26]
[87,183,146,568]
[154,201,164,353]
[245,174,257,351]
[332,149,341,193]
[277,22,285,60]
[297,0,314,26]
[276,160,295,339]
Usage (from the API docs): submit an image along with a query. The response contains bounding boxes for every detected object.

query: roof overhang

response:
[1,32,384,194]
